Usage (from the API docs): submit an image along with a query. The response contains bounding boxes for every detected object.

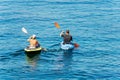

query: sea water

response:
[0,0,120,80]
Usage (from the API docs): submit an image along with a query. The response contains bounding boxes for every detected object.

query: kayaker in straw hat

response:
[60,30,73,44]
[27,34,40,48]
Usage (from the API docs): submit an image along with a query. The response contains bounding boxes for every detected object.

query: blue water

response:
[0,0,120,80]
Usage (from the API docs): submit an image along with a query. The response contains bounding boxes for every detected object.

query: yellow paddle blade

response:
[54,22,60,28]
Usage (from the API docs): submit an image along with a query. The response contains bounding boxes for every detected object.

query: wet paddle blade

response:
[54,22,60,28]
[22,27,28,34]
[74,43,79,48]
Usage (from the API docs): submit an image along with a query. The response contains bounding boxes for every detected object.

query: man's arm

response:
[60,31,65,37]
[27,36,32,41]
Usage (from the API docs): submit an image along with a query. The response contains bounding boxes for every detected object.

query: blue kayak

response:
[60,42,74,50]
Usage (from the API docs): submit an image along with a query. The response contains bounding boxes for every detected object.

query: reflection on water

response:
[54,50,73,72]
[25,52,41,68]
[63,50,73,71]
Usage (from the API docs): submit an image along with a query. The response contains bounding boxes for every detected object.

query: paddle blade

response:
[54,22,60,28]
[22,27,28,34]
[74,43,79,48]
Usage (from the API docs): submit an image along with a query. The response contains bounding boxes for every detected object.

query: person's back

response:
[28,35,40,48]
[60,30,72,44]
[29,39,38,47]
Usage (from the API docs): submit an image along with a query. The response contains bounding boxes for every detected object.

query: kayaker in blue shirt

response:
[27,34,40,48]
[60,30,73,44]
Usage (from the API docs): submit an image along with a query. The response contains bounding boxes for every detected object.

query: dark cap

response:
[66,30,69,33]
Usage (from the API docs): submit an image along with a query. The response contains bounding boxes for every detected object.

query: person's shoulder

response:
[35,39,39,42]
[69,34,72,37]
[34,39,37,41]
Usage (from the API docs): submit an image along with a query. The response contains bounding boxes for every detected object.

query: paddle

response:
[21,27,47,51]
[54,22,60,29]
[54,22,79,48]
[74,43,79,48]
[22,27,28,34]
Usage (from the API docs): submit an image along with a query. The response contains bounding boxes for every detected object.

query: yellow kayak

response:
[24,47,42,52]
[24,47,42,58]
